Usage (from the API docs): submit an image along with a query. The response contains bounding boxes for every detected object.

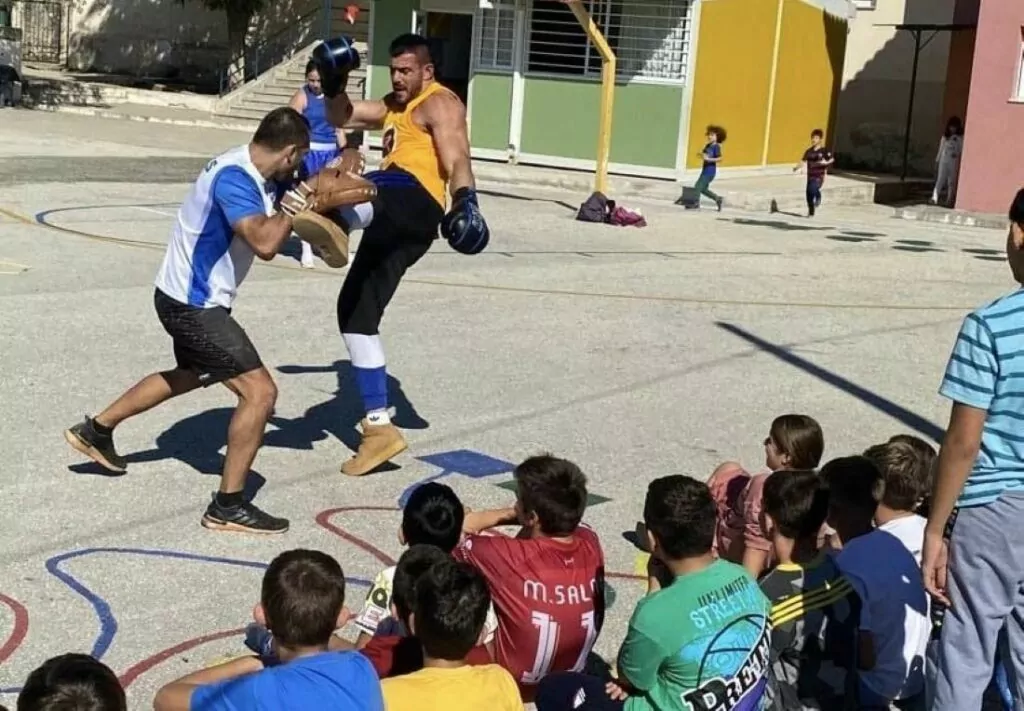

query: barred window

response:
[525,0,692,84]
[476,1,516,71]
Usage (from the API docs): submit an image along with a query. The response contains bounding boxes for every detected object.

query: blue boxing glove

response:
[311,36,361,99]
[441,187,490,255]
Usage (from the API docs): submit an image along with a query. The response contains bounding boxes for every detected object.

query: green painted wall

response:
[367,65,391,101]
[371,0,415,66]
[469,73,513,151]
[520,78,682,168]
[365,0,414,138]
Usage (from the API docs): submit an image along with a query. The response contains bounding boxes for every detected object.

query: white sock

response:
[366,408,390,426]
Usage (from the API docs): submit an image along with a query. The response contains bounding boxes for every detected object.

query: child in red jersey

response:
[455,454,605,701]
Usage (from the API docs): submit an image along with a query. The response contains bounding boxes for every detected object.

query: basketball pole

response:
[565,0,615,195]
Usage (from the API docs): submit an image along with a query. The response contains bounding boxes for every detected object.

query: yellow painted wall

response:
[765,0,848,164]
[686,0,778,170]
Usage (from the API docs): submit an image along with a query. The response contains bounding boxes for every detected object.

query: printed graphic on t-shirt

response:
[681,581,771,711]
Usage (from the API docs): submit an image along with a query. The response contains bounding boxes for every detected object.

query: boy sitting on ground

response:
[351,482,495,645]
[360,544,492,677]
[536,475,773,711]
[758,469,859,710]
[155,549,382,711]
[17,653,126,711]
[863,437,935,564]
[456,454,606,700]
[244,482,495,656]
[822,456,929,710]
[381,558,523,710]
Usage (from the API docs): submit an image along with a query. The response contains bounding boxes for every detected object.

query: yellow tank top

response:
[380,82,450,207]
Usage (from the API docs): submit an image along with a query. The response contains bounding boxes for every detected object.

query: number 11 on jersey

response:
[522,610,599,684]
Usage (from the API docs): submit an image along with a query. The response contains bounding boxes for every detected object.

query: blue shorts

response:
[301,147,341,179]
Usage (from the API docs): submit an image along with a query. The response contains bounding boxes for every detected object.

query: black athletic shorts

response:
[337,168,445,336]
[154,288,263,386]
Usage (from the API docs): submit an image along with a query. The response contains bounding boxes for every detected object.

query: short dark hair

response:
[762,469,829,540]
[1010,188,1024,225]
[305,59,317,75]
[262,549,346,648]
[769,414,825,470]
[811,128,824,138]
[643,475,716,560]
[820,456,883,516]
[253,107,310,151]
[863,438,935,511]
[413,559,490,661]
[707,124,727,143]
[389,33,433,65]
[402,482,464,552]
[392,544,450,623]
[18,654,126,711]
[514,454,588,536]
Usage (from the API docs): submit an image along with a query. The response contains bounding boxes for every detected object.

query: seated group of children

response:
[7,428,938,711]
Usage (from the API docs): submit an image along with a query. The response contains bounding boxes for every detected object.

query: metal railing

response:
[9,0,62,64]
[218,5,324,94]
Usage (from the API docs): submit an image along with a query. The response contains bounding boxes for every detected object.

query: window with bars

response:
[1016,29,1024,101]
[525,0,691,83]
[476,1,516,71]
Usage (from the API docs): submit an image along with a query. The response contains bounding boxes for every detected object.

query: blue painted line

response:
[0,547,370,695]
[397,449,516,508]
[417,449,515,478]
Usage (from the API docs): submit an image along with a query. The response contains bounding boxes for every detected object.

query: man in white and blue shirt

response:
[925,187,1024,709]
[64,107,311,534]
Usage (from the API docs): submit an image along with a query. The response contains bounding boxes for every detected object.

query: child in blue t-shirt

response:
[153,549,383,711]
[924,187,1024,711]
[689,125,726,211]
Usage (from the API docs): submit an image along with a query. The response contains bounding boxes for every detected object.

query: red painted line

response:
[315,506,399,567]
[315,507,644,581]
[0,593,29,665]
[119,627,245,688]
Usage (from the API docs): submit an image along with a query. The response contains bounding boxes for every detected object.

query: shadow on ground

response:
[67,360,427,484]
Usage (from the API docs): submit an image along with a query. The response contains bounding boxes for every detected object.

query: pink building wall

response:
[956,0,1024,214]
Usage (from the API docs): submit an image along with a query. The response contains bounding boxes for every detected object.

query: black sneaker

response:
[64,416,127,473]
[201,495,289,534]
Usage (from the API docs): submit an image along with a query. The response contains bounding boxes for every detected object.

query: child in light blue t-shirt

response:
[924,187,1024,711]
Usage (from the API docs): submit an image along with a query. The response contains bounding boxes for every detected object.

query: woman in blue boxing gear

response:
[288,60,349,268]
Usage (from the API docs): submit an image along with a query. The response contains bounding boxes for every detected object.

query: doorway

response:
[414,10,474,105]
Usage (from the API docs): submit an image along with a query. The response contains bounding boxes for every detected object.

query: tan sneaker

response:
[341,421,407,476]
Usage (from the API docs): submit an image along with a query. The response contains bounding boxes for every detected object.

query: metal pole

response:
[901,29,921,181]
[566,0,616,195]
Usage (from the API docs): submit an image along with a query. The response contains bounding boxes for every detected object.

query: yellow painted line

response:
[634,552,650,577]
[0,204,983,311]
[0,259,30,275]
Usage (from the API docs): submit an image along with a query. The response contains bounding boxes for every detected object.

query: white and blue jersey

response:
[155,145,283,310]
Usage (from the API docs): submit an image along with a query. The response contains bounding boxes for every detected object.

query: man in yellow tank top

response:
[304,33,490,477]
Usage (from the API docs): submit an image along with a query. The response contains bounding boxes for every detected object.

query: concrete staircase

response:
[214,41,368,123]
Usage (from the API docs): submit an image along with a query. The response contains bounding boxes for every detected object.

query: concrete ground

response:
[0,111,1014,709]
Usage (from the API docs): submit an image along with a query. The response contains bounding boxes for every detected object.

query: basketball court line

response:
[0,203,986,311]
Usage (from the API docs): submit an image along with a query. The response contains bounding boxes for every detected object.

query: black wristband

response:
[452,186,477,205]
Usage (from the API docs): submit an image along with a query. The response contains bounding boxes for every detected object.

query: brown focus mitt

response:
[326,147,366,176]
[280,165,376,217]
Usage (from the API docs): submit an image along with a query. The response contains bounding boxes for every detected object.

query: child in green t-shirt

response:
[535,475,774,711]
